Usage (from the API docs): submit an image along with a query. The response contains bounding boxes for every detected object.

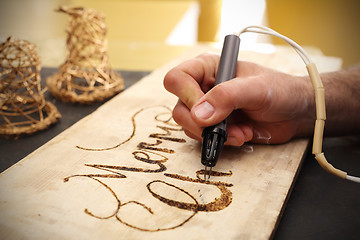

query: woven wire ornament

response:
[0,37,61,137]
[46,6,124,104]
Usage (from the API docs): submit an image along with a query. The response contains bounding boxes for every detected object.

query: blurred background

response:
[0,0,359,69]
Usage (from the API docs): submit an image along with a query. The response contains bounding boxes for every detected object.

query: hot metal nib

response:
[204,165,212,181]
[201,124,227,182]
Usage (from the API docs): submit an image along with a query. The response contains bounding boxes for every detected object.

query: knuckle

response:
[163,69,178,93]
[196,53,213,59]
[212,83,235,107]
[195,53,220,67]
[172,107,185,126]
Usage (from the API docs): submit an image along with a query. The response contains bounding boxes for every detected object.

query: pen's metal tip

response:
[204,166,212,181]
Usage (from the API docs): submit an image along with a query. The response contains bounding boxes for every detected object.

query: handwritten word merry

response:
[64,106,233,232]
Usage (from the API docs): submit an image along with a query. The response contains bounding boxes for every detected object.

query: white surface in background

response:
[166,2,199,45]
[166,0,267,45]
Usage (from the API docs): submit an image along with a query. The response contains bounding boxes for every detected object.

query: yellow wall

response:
[0,0,223,43]
[69,0,195,42]
[267,0,360,67]
[0,0,203,69]
[198,0,222,42]
[4,0,356,68]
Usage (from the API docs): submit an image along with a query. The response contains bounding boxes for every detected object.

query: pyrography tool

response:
[201,34,240,181]
[201,26,360,183]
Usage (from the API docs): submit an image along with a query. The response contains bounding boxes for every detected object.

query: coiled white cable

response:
[238,26,360,183]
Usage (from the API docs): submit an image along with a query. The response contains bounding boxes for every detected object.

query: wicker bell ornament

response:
[46,6,124,104]
[0,37,61,136]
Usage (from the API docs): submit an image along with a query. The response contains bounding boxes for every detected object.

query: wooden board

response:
[0,45,341,240]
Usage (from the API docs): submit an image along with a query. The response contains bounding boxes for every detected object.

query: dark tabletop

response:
[1,68,359,239]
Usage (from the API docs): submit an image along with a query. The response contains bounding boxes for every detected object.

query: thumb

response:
[190,78,267,126]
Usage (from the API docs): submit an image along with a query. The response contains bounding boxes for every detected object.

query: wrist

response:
[294,75,316,137]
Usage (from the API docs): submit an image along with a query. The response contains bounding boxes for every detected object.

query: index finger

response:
[163,53,220,109]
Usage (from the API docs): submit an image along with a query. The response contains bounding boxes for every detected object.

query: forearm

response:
[299,64,360,137]
[321,64,360,135]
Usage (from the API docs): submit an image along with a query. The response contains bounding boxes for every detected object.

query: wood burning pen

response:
[201,34,240,181]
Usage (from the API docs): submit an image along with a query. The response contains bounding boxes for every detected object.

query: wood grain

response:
[0,45,341,240]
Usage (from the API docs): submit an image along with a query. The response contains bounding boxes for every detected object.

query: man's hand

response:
[164,54,314,146]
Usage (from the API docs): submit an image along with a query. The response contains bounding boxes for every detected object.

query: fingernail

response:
[193,101,215,120]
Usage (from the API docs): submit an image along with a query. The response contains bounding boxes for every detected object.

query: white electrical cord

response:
[346,175,360,183]
[238,25,360,183]
[238,26,311,65]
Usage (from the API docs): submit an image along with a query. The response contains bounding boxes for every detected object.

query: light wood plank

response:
[0,45,341,240]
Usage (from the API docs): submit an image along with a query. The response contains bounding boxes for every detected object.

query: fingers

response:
[165,56,271,147]
[226,123,254,146]
[172,100,203,139]
[173,99,254,146]
[164,54,219,109]
[191,76,268,126]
